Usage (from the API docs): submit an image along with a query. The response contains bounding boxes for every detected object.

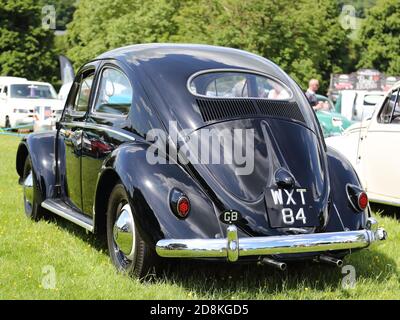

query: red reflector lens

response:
[177,197,190,217]
[358,192,368,210]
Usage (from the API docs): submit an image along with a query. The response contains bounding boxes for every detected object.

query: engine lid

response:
[184,117,330,231]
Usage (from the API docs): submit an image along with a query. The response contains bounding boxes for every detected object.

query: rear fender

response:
[326,146,368,232]
[97,143,223,246]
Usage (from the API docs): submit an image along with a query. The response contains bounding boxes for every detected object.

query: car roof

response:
[0,77,28,84]
[10,81,53,86]
[93,43,315,133]
[391,81,400,91]
[95,43,289,80]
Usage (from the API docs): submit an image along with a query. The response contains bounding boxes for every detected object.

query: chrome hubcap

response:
[113,203,135,260]
[23,171,33,214]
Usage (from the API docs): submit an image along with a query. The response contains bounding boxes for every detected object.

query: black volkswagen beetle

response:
[16,44,387,278]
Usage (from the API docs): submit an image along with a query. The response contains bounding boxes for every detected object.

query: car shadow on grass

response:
[45,213,397,298]
[371,203,400,220]
[159,248,397,298]
[44,213,107,252]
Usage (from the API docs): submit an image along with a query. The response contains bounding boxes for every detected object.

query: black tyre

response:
[106,183,159,279]
[22,156,45,220]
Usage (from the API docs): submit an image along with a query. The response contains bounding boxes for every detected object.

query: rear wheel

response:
[23,156,45,221]
[106,183,159,279]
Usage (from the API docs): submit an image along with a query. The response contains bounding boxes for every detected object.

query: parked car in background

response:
[16,44,386,278]
[326,82,400,207]
[33,105,63,132]
[0,77,62,129]
[0,77,28,128]
[335,90,385,122]
[315,94,353,137]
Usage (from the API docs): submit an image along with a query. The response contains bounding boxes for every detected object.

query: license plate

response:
[265,188,318,228]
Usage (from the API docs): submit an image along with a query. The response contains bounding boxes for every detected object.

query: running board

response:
[41,199,94,232]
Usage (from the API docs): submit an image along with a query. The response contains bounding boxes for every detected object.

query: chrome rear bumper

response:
[156,218,387,262]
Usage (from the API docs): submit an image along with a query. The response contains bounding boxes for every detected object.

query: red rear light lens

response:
[358,192,368,210]
[170,189,191,219]
[177,197,190,218]
[346,184,368,212]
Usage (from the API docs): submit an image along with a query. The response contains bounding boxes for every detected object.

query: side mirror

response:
[55,121,61,130]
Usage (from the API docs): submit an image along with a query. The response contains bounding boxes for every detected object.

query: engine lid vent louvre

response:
[196,98,258,122]
[256,100,305,123]
[196,98,305,123]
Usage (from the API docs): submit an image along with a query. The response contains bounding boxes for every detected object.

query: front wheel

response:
[106,183,160,279]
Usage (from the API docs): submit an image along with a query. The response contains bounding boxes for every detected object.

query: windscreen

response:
[10,84,57,99]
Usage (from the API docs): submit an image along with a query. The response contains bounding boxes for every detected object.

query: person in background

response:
[306,79,326,111]
[267,81,290,100]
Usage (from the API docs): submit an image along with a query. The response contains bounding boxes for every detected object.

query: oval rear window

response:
[189,71,293,100]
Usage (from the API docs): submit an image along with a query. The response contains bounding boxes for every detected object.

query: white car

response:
[336,90,385,122]
[326,82,400,207]
[0,78,62,129]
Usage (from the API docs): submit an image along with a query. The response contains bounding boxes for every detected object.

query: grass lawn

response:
[0,134,399,300]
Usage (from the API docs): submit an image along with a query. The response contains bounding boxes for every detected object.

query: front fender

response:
[16,131,58,199]
[325,146,368,232]
[100,142,223,246]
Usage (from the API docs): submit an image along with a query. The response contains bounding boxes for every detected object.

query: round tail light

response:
[358,192,368,211]
[170,188,191,219]
[346,184,369,212]
[177,197,190,218]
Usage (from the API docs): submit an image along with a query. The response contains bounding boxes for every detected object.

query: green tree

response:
[66,0,180,68]
[66,0,353,91]
[173,0,352,91]
[0,0,57,82]
[357,0,400,74]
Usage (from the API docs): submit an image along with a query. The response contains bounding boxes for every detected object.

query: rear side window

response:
[74,71,95,112]
[94,68,132,115]
[189,71,292,100]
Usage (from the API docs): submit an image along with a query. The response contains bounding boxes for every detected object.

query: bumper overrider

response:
[156,218,387,262]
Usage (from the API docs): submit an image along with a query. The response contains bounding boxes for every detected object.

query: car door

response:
[360,89,400,203]
[59,64,98,212]
[81,62,136,216]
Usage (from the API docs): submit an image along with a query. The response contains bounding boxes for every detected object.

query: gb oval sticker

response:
[220,210,242,224]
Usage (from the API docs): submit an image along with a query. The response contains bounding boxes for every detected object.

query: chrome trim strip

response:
[42,200,94,232]
[156,222,386,261]
[59,121,136,141]
[368,197,400,208]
